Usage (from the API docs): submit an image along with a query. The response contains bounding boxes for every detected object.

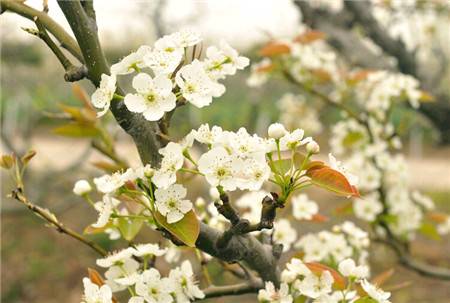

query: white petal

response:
[167,210,184,223]
[124,94,147,113]
[143,108,164,121]
[132,73,154,93]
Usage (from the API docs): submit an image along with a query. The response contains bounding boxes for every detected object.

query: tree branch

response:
[9,188,107,257]
[201,281,263,300]
[23,20,87,82]
[57,0,163,165]
[1,0,84,62]
[344,1,417,75]
[375,238,450,280]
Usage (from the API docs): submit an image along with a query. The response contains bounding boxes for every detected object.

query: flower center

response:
[146,93,156,103]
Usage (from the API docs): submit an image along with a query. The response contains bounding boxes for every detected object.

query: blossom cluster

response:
[81,245,204,303]
[91,30,249,119]
[252,27,450,241]
[277,93,323,135]
[258,257,390,303]
[296,221,370,269]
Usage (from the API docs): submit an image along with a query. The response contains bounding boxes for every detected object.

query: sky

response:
[1,0,301,50]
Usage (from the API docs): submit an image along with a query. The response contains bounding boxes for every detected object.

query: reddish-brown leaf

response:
[305,262,346,290]
[311,213,329,222]
[88,268,104,286]
[427,212,448,224]
[306,166,360,197]
[294,30,327,44]
[259,42,291,56]
[371,268,395,287]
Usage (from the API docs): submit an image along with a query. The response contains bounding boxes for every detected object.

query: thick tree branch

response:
[197,223,280,286]
[344,1,416,75]
[295,1,393,70]
[1,0,84,62]
[57,0,163,165]
[10,188,107,257]
[201,281,263,300]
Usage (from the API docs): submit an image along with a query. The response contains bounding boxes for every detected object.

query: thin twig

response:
[9,188,107,257]
[1,0,83,62]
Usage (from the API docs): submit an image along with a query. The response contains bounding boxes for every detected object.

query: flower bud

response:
[209,187,220,200]
[306,140,320,154]
[268,123,287,139]
[144,164,155,178]
[73,179,92,196]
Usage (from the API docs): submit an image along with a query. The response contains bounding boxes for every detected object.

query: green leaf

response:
[0,154,15,169]
[342,131,365,147]
[419,222,441,241]
[306,166,359,197]
[53,123,100,137]
[154,210,200,247]
[354,297,377,303]
[118,218,145,241]
[378,214,398,224]
[270,158,292,175]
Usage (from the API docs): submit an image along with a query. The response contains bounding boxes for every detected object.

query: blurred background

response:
[1,0,449,302]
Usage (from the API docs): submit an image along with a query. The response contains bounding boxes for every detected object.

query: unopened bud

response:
[209,187,220,200]
[268,123,287,139]
[306,140,320,154]
[73,179,92,196]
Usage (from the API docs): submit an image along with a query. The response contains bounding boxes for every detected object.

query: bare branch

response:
[374,238,450,280]
[201,280,263,300]
[1,0,84,62]
[9,188,107,257]
[23,20,87,82]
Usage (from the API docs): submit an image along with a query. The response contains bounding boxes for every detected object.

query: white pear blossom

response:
[192,124,223,145]
[204,40,249,80]
[175,60,225,108]
[170,29,202,47]
[91,74,116,117]
[280,129,311,151]
[73,179,92,196]
[105,258,140,291]
[353,191,383,222]
[360,279,391,303]
[111,45,151,75]
[338,259,368,279]
[93,172,124,194]
[273,219,297,252]
[124,73,176,121]
[81,278,113,303]
[153,142,184,189]
[155,184,192,224]
[128,297,145,303]
[292,194,319,220]
[198,146,239,191]
[281,258,312,284]
[295,270,334,299]
[96,247,136,268]
[258,282,293,303]
[169,260,205,302]
[92,195,120,228]
[144,49,182,76]
[135,268,175,303]
[133,243,167,258]
[437,217,450,235]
